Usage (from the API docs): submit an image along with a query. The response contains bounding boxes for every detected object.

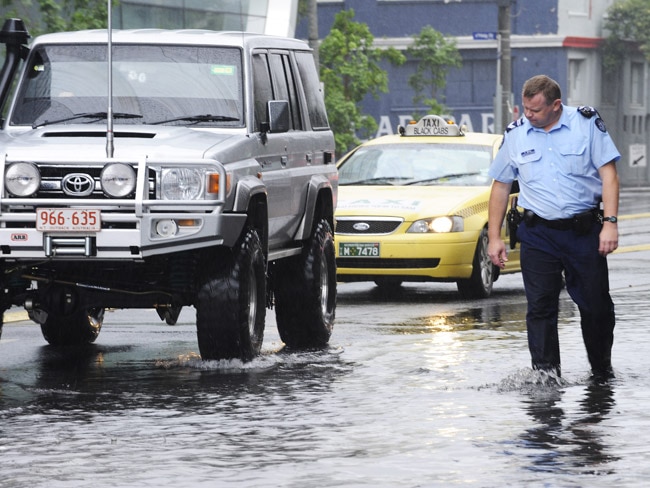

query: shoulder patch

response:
[578,105,599,118]
[595,117,607,133]
[505,117,525,133]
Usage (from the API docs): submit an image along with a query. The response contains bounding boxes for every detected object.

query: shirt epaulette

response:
[578,105,609,132]
[578,105,599,118]
[505,117,525,133]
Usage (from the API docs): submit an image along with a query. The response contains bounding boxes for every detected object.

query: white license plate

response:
[339,242,380,257]
[36,208,101,232]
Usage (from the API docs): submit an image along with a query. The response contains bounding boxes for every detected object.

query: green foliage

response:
[603,0,650,72]
[319,9,405,155]
[297,0,309,18]
[406,25,461,118]
[1,0,111,36]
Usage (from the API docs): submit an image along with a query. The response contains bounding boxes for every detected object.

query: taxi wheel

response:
[457,228,495,299]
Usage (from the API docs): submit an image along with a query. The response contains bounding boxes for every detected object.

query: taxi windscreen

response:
[338,143,493,186]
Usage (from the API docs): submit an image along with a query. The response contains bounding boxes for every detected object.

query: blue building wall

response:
[308,1,558,37]
[296,0,567,137]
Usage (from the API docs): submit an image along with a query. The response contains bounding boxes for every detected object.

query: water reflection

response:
[0,342,352,419]
[383,303,529,335]
[520,379,619,476]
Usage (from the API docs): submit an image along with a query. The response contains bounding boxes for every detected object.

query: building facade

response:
[295,0,648,186]
[0,0,645,184]
[113,0,299,37]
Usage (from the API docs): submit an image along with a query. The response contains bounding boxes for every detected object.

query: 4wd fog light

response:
[101,163,136,197]
[155,219,178,237]
[5,162,40,196]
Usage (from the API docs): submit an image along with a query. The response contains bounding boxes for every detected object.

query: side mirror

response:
[267,100,290,133]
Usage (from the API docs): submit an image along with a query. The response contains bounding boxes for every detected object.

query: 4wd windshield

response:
[10,44,244,128]
[337,143,493,187]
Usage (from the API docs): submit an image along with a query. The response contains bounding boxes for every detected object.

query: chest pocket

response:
[516,149,542,181]
[558,139,588,175]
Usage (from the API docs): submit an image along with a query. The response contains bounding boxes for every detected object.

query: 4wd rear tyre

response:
[0,306,5,341]
[456,227,496,299]
[274,219,336,348]
[40,307,104,345]
[195,228,266,361]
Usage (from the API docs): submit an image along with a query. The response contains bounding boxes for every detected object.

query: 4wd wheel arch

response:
[232,176,269,255]
[295,175,335,240]
[232,175,267,213]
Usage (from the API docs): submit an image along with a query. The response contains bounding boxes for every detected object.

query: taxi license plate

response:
[36,208,101,232]
[339,242,379,257]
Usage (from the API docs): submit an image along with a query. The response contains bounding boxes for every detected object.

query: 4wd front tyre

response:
[195,229,266,361]
[274,219,336,348]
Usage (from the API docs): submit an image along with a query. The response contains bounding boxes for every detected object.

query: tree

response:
[1,0,111,36]
[406,25,461,118]
[319,9,405,155]
[602,0,650,72]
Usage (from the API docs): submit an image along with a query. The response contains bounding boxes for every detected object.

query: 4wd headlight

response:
[161,168,204,200]
[5,162,40,197]
[407,216,464,233]
[101,163,136,197]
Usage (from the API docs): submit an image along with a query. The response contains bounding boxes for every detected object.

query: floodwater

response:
[1,195,650,487]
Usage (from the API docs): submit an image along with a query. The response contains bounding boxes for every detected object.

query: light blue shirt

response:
[489,105,621,219]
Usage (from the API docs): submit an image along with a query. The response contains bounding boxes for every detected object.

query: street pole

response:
[495,33,502,135]
[308,0,319,67]
[497,0,512,133]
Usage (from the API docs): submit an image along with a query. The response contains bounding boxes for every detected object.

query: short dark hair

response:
[522,75,562,105]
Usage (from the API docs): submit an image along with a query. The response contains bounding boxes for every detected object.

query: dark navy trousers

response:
[517,220,615,375]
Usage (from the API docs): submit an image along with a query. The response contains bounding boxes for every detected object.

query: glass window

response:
[11,44,244,127]
[252,52,273,131]
[338,143,493,187]
[115,0,269,31]
[295,51,329,130]
[568,58,585,102]
[269,53,302,130]
[630,61,644,106]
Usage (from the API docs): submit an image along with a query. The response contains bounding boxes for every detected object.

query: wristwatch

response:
[603,216,618,223]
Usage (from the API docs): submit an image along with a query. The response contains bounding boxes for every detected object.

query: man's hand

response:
[599,223,619,256]
[488,238,508,269]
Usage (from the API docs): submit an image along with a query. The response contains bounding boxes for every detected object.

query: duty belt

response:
[523,208,601,234]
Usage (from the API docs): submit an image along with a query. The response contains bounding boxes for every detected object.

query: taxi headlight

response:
[101,163,136,197]
[407,216,463,233]
[161,168,204,200]
[5,162,40,197]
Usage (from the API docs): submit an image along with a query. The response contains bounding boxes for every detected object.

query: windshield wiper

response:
[32,111,143,129]
[339,176,404,186]
[405,172,481,185]
[150,114,239,125]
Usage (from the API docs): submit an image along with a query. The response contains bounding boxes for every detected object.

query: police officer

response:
[487,75,620,380]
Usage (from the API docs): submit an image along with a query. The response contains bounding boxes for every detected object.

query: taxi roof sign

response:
[398,115,463,137]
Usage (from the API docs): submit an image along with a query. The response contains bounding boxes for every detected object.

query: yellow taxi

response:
[335,115,521,298]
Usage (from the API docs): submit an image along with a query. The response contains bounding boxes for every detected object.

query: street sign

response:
[473,31,497,40]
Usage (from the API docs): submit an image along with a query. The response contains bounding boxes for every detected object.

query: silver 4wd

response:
[0,19,337,360]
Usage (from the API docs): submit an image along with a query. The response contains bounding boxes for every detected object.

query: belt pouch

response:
[572,210,595,235]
